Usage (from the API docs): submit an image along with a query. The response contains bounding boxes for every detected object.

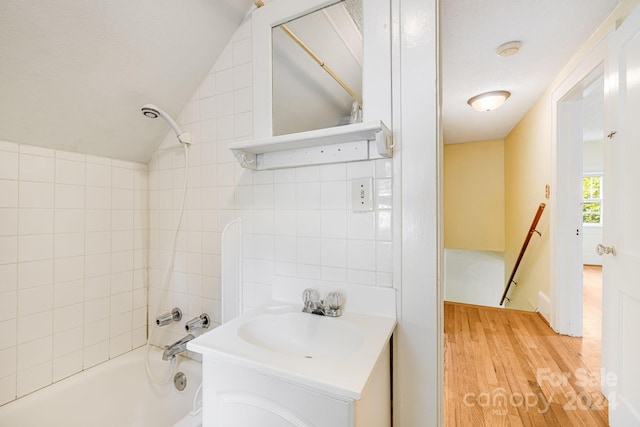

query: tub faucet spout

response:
[162,334,195,360]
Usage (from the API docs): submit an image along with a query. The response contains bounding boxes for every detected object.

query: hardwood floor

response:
[444,266,605,426]
[583,265,602,341]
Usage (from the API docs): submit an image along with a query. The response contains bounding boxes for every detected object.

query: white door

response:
[603,5,640,425]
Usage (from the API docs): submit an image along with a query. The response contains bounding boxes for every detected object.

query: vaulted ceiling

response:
[0,0,254,162]
[0,0,624,161]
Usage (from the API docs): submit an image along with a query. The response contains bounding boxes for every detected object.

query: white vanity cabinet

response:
[201,342,390,427]
[188,279,397,427]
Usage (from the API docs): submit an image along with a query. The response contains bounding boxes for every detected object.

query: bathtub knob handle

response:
[156,307,182,327]
[185,313,210,332]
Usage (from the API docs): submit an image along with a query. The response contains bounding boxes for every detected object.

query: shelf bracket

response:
[375,125,393,157]
[233,151,257,170]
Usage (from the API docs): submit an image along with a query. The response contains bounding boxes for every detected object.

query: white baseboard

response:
[538,291,551,323]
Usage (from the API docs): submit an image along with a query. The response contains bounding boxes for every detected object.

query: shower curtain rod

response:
[254,1,362,105]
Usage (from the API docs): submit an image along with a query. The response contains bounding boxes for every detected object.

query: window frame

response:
[582,173,603,226]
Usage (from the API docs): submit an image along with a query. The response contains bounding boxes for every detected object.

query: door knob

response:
[596,243,616,256]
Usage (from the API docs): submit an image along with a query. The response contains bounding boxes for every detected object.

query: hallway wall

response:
[503,97,551,311]
[502,0,640,311]
[443,139,505,252]
[444,249,504,308]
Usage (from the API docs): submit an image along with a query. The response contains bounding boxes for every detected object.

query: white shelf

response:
[229,120,392,170]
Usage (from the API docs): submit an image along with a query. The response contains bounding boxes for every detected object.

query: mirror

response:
[271,0,363,136]
[252,0,391,140]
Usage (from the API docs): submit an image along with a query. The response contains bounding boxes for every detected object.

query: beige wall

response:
[443,139,505,252]
[504,95,551,310]
[502,0,640,311]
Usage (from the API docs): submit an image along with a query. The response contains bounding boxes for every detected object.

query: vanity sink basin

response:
[187,280,396,401]
[237,312,364,358]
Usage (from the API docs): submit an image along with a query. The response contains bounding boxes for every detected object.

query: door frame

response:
[550,33,610,336]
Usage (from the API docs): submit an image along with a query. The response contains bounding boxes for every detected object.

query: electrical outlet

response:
[352,177,374,212]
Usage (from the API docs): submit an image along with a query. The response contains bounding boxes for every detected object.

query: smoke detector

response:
[497,41,521,57]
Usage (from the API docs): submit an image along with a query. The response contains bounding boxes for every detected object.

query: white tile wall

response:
[0,142,147,405]
[0,14,395,406]
[146,18,393,353]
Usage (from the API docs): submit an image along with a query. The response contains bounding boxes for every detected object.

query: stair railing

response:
[500,203,546,306]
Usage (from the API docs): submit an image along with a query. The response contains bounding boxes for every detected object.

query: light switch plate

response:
[352,177,374,212]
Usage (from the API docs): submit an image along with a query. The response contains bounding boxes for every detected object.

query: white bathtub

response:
[0,346,202,427]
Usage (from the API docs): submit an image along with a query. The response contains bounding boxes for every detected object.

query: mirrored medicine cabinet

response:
[229,0,392,170]
[272,0,363,136]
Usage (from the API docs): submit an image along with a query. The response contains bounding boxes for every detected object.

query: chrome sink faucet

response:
[302,289,344,317]
[162,334,195,360]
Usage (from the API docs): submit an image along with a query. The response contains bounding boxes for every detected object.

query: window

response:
[583,174,603,225]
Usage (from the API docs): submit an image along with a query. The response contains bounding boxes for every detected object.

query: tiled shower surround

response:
[1,18,392,404]
[147,19,393,349]
[0,143,147,404]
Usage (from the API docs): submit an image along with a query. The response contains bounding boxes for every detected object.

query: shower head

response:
[141,104,181,135]
[141,104,191,145]
[141,108,159,119]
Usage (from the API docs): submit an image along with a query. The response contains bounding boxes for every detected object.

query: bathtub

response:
[0,346,202,427]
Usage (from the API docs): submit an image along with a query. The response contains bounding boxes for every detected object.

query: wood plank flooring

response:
[444,266,605,426]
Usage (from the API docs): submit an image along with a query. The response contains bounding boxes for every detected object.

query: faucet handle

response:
[322,291,344,317]
[302,288,320,313]
[156,307,182,327]
[185,313,210,332]
[326,291,344,310]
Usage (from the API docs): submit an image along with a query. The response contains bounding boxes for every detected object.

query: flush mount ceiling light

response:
[467,90,511,112]
[497,41,521,57]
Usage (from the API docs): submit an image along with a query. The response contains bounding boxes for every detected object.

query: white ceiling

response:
[0,0,254,162]
[0,0,621,160]
[441,0,621,144]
